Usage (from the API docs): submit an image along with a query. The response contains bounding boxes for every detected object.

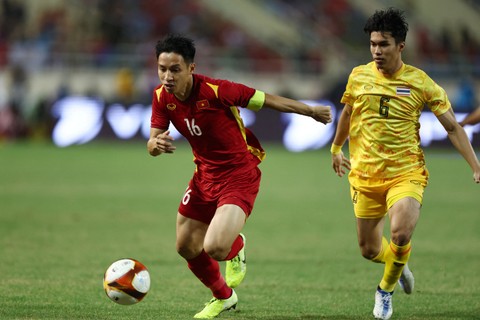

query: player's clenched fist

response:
[310,105,332,124]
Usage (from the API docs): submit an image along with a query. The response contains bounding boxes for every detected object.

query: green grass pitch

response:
[1,142,479,319]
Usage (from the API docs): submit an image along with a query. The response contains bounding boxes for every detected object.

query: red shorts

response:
[178,166,262,224]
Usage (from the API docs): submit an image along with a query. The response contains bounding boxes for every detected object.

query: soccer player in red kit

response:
[147,34,332,319]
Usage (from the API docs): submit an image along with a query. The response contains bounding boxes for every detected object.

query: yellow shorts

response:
[349,167,429,219]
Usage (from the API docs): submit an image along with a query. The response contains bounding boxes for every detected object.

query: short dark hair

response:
[155,34,196,63]
[363,8,409,44]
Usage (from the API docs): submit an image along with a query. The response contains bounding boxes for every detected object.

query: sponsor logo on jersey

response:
[167,103,176,111]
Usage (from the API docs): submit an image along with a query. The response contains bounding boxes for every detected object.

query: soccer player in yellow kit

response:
[330,8,480,320]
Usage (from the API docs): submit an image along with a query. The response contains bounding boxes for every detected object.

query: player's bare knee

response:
[203,243,228,261]
[176,242,201,260]
[390,232,411,246]
[359,245,379,260]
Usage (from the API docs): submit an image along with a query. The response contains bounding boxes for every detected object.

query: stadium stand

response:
[0,0,479,141]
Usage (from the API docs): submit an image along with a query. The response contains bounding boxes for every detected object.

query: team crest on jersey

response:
[410,180,423,186]
[196,100,210,110]
[167,103,176,111]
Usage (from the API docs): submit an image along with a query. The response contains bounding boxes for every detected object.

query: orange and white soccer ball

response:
[103,258,151,305]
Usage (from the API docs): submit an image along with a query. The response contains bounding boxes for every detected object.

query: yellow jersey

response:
[341,61,451,179]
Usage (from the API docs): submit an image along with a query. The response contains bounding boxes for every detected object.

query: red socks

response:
[186,235,244,299]
[223,234,244,261]
[187,250,232,299]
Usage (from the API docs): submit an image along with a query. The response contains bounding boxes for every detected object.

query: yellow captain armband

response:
[246,90,265,111]
[330,144,343,155]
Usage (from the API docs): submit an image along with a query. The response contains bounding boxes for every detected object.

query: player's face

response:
[157,52,195,98]
[369,31,405,75]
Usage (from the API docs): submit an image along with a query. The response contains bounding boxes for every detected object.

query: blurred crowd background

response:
[0,0,479,142]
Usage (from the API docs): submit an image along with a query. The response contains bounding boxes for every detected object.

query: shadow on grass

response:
[411,311,480,320]
[227,313,373,320]
[259,317,362,320]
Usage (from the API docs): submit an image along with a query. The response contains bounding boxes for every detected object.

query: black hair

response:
[155,34,196,63]
[363,8,409,44]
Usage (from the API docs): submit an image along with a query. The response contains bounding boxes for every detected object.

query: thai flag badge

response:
[396,87,411,96]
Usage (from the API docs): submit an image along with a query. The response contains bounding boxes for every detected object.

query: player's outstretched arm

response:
[459,106,480,126]
[331,104,352,177]
[147,128,176,156]
[437,108,480,183]
[263,93,332,124]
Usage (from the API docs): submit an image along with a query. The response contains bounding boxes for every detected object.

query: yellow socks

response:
[372,237,389,263]
[379,241,411,292]
[368,237,413,292]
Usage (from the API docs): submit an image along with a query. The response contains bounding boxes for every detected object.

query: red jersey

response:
[151,74,265,181]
